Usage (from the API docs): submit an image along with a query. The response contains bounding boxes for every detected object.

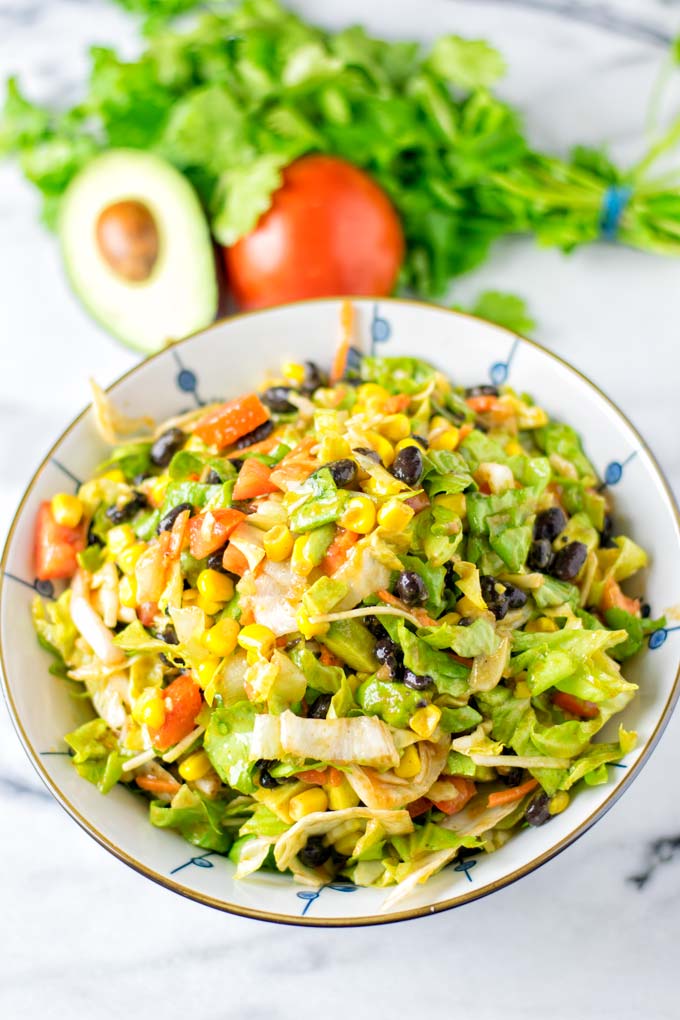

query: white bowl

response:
[2,298,679,926]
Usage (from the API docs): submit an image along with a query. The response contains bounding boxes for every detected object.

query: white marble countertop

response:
[1,2,680,1017]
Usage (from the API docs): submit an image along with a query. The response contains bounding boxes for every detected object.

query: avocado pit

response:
[96,199,159,282]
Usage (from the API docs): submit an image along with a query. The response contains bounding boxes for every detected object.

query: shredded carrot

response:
[321,527,359,575]
[135,775,181,796]
[319,644,342,667]
[330,299,355,384]
[376,589,436,627]
[487,778,538,808]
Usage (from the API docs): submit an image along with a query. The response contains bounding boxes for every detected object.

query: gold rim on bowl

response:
[1,296,679,927]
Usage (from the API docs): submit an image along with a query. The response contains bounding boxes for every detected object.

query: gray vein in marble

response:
[471,0,674,45]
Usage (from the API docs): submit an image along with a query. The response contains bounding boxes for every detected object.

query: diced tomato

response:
[188,508,246,559]
[297,767,344,787]
[221,542,249,577]
[407,797,431,818]
[552,691,599,720]
[600,576,641,617]
[466,395,500,414]
[429,776,476,815]
[321,527,359,575]
[149,673,203,751]
[269,436,318,491]
[34,501,85,581]
[458,423,473,442]
[232,459,279,500]
[193,393,269,450]
[137,601,159,627]
[319,644,342,667]
[383,393,411,414]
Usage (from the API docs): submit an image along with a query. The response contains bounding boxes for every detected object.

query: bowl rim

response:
[2,295,679,927]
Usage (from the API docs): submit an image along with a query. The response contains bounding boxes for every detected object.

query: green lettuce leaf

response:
[289,644,344,694]
[64,718,124,794]
[32,591,78,670]
[395,619,470,698]
[204,701,259,794]
[418,616,499,658]
[149,785,238,853]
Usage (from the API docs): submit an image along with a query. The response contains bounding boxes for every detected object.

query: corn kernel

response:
[505,440,524,456]
[291,534,317,576]
[377,499,414,533]
[318,435,351,463]
[282,361,306,386]
[296,607,329,640]
[119,575,138,609]
[107,524,135,555]
[334,832,360,857]
[357,383,390,403]
[197,569,234,603]
[263,524,294,563]
[196,657,221,688]
[327,778,361,811]
[395,436,427,454]
[203,617,240,657]
[133,688,165,729]
[238,623,276,658]
[525,616,559,634]
[379,414,411,443]
[429,427,460,452]
[340,495,376,534]
[182,589,199,606]
[100,469,126,484]
[434,493,467,515]
[51,493,83,528]
[409,704,442,739]
[289,787,328,821]
[394,744,421,778]
[364,430,394,466]
[149,476,169,508]
[514,680,531,699]
[196,595,222,616]
[549,791,570,815]
[178,750,213,782]
[117,542,146,575]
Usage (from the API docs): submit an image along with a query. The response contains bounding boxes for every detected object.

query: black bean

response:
[299,836,331,869]
[158,624,179,645]
[457,846,478,860]
[365,615,388,639]
[525,791,552,827]
[458,616,473,627]
[235,419,273,449]
[465,384,499,398]
[262,386,298,414]
[207,546,229,573]
[150,427,186,468]
[394,570,428,606]
[105,490,148,525]
[301,361,328,394]
[403,669,433,691]
[551,541,588,581]
[308,694,332,719]
[204,468,223,486]
[534,507,567,542]
[353,446,381,463]
[505,583,528,610]
[323,459,357,488]
[500,767,524,788]
[256,761,282,789]
[410,434,428,449]
[527,538,554,573]
[158,501,194,533]
[229,458,244,473]
[480,575,510,620]
[640,602,651,619]
[86,522,103,547]
[391,446,423,487]
[375,637,402,678]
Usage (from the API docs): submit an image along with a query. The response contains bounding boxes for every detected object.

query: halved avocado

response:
[59,149,218,354]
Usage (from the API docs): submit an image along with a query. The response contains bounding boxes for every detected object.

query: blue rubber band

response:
[600,185,632,240]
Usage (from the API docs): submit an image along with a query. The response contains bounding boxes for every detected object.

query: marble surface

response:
[1,1,680,1016]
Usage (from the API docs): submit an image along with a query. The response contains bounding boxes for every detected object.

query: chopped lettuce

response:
[418,616,499,658]
[290,644,344,694]
[64,718,124,794]
[149,785,240,853]
[204,701,259,795]
[32,591,78,670]
[394,619,470,698]
[357,675,423,728]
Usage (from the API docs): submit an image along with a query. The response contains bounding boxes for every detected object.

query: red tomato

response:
[225,155,404,310]
[137,601,159,627]
[188,508,246,559]
[149,674,203,751]
[34,501,85,581]
[193,393,269,450]
[552,691,599,720]
[428,776,476,815]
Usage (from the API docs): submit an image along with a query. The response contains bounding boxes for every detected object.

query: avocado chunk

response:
[59,149,218,354]
[319,619,378,673]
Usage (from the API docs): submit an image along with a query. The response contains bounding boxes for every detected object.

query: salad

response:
[33,307,662,908]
